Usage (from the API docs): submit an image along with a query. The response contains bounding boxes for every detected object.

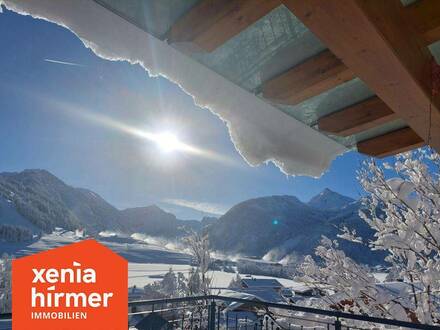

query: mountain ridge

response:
[0,169,205,238]
[307,188,355,211]
[0,169,384,264]
[209,190,385,264]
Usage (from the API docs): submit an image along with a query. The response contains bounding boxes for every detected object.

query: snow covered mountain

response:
[0,170,199,239]
[209,192,385,265]
[0,195,40,242]
[0,169,384,264]
[209,195,326,256]
[120,205,202,237]
[0,169,121,233]
[0,195,39,232]
[307,188,355,211]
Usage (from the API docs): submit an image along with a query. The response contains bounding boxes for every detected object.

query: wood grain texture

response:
[262,50,355,105]
[168,0,281,52]
[284,0,440,151]
[357,127,425,157]
[318,97,398,136]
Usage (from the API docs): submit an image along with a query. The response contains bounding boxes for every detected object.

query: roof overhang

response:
[3,0,439,176]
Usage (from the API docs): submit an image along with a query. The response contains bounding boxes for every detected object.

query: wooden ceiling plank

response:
[283,0,440,152]
[261,0,440,106]
[404,0,440,45]
[318,97,399,136]
[167,0,281,52]
[261,50,355,105]
[357,127,425,158]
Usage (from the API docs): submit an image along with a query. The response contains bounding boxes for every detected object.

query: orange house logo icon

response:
[12,240,128,330]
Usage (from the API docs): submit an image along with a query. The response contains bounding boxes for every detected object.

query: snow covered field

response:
[2,230,190,263]
[128,262,301,289]
[3,231,304,291]
[0,231,391,330]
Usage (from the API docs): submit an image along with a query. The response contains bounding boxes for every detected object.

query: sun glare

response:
[154,132,182,152]
[43,99,237,165]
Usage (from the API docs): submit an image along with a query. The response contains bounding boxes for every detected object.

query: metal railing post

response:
[208,300,216,330]
[334,318,342,330]
[217,306,221,330]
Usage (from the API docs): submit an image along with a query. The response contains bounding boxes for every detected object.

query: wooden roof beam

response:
[167,0,281,52]
[261,50,355,105]
[261,0,440,106]
[167,0,440,53]
[357,127,425,158]
[284,0,440,152]
[318,97,399,136]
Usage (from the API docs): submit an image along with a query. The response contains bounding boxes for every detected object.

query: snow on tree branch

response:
[298,149,440,325]
[184,231,212,296]
[337,226,363,244]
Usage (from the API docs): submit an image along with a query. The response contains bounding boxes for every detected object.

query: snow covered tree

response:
[184,231,212,295]
[142,269,189,299]
[156,268,190,297]
[187,267,202,296]
[298,149,440,325]
[228,273,243,289]
[298,237,413,322]
[0,253,12,313]
[161,268,177,296]
[176,272,188,296]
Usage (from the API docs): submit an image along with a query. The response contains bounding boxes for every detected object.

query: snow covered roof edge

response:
[1,0,347,177]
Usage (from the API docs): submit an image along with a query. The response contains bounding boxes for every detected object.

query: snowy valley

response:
[0,169,391,324]
[0,169,384,265]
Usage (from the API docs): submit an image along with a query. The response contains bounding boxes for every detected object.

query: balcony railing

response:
[2,295,440,329]
[128,295,440,330]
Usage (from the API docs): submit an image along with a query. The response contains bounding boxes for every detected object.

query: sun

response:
[154,132,182,152]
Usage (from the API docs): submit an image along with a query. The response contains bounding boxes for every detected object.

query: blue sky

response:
[0,8,377,219]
